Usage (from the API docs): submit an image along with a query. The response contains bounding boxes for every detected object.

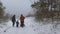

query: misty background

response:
[1,0,38,17]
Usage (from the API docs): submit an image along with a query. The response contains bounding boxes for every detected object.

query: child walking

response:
[16,20,19,27]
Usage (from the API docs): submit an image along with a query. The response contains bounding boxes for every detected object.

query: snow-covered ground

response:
[0,17,60,34]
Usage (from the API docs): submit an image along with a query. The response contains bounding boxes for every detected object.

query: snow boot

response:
[20,23,25,27]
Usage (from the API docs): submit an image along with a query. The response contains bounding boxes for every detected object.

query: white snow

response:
[0,17,60,34]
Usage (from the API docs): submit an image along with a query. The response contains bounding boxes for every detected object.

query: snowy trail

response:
[0,17,38,34]
[0,17,60,34]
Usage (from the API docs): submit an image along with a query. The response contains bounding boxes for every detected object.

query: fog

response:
[1,0,38,17]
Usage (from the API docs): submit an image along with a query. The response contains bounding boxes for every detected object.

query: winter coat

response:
[12,15,16,22]
[20,15,25,22]
[16,21,19,25]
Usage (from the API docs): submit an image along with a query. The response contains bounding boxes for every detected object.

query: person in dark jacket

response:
[12,15,16,27]
[16,20,19,27]
[20,14,25,27]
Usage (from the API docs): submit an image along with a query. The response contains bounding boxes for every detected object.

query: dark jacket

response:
[12,15,16,22]
[16,21,19,25]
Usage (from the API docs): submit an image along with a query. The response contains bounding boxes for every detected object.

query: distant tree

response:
[0,1,9,23]
[0,2,4,17]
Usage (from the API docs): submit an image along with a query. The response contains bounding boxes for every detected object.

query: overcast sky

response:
[1,0,38,17]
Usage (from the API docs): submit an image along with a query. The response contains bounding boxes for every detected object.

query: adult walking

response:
[20,14,25,27]
[12,15,16,27]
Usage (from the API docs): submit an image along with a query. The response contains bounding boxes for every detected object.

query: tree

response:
[0,2,4,17]
[0,1,9,23]
[31,0,60,22]
[31,0,50,21]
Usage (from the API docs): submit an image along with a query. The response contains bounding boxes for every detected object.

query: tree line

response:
[31,0,60,22]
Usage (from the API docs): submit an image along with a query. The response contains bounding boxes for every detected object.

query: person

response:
[16,20,19,27]
[20,14,25,27]
[12,15,16,27]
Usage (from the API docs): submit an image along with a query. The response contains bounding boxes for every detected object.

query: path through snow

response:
[0,17,60,34]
